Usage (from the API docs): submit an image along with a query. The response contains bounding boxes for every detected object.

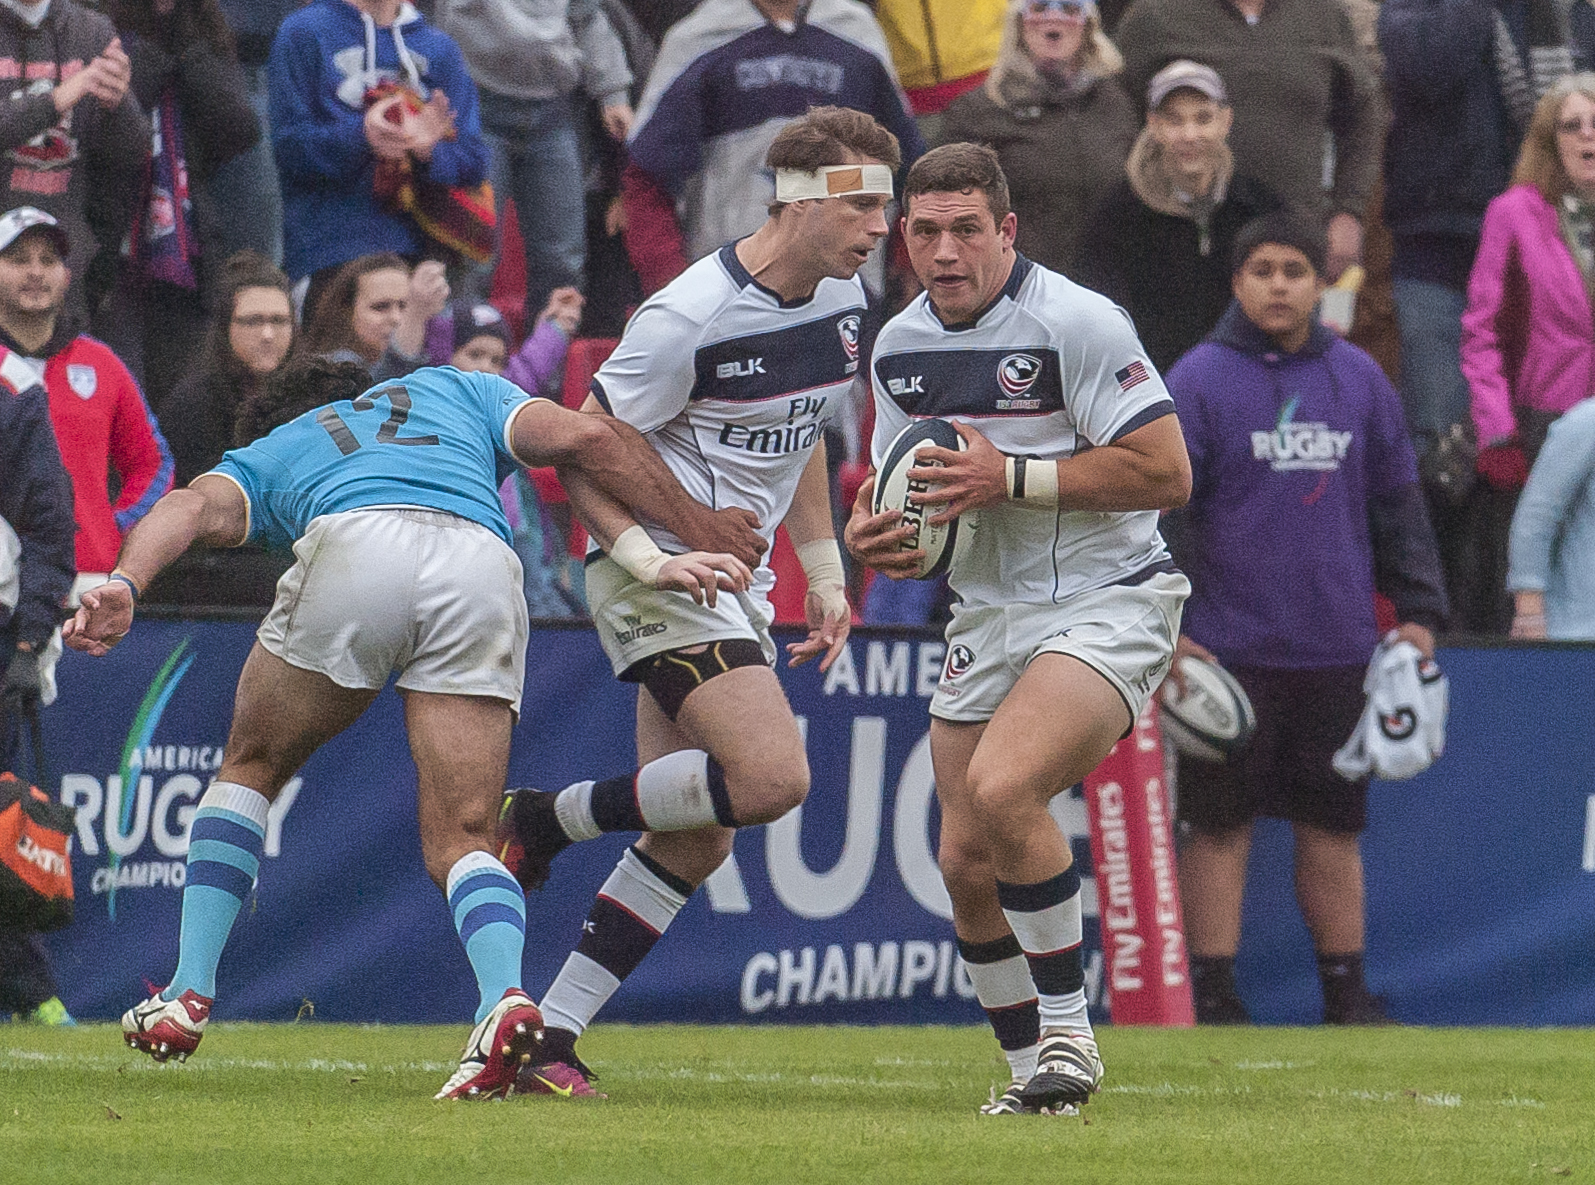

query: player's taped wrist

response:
[796,538,849,619]
[1004,455,1060,508]
[610,525,672,586]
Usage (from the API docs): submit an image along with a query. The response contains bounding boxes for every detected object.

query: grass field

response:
[2,1023,1591,1184]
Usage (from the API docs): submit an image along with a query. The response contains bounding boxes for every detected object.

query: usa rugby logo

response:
[944,645,976,680]
[838,314,861,363]
[997,353,1042,402]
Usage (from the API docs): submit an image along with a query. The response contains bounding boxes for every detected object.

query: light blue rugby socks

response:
[446,851,528,1022]
[164,782,269,1001]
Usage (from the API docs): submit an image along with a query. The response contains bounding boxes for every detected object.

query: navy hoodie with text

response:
[268,0,488,280]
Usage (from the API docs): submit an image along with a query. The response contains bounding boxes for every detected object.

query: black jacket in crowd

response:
[0,382,75,652]
[1074,173,1280,374]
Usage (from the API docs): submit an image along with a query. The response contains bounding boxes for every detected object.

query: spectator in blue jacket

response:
[268,0,489,288]
[1509,397,1595,638]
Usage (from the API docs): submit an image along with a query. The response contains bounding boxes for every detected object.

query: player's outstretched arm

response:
[510,397,767,567]
[62,476,247,656]
[908,415,1192,521]
[781,442,851,672]
[843,472,925,580]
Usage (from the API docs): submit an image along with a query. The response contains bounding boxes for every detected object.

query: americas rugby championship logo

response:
[838,314,861,373]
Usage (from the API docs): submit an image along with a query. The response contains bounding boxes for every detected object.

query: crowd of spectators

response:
[3,0,1595,694]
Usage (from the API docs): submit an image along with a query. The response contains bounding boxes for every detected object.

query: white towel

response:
[1332,632,1449,781]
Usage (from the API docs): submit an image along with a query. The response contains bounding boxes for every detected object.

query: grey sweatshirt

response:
[434,0,633,104]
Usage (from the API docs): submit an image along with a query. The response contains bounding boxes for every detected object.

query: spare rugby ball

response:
[1158,656,1257,763]
[873,419,966,580]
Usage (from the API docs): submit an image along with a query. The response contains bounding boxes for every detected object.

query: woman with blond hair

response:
[939,0,1135,272]
[1464,73,1595,471]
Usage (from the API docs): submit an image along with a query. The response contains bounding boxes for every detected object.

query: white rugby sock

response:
[539,846,692,1036]
[553,749,734,841]
[957,933,1041,1080]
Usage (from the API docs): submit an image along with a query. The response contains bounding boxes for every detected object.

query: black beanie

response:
[449,299,510,354]
[1231,212,1328,278]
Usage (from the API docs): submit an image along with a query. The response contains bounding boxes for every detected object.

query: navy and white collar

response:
[718,241,817,310]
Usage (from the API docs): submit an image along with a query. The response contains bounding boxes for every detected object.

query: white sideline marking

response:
[2,1049,451,1074]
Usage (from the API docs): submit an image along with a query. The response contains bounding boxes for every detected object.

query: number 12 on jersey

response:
[316,384,440,455]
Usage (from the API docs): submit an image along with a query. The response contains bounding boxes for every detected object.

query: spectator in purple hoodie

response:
[1162,212,1447,1028]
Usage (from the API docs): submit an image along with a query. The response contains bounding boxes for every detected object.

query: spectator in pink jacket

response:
[1463,74,1595,471]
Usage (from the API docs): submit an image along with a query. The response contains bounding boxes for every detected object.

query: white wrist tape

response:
[796,538,850,618]
[774,164,894,203]
[1004,455,1060,508]
[610,524,671,585]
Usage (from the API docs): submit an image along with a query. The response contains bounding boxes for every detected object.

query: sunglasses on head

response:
[1026,0,1089,16]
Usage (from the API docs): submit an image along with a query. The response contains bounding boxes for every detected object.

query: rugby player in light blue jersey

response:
[64,358,758,1100]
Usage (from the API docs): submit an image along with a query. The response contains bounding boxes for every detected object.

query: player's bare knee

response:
[937,839,993,901]
[966,767,1035,828]
[729,760,809,825]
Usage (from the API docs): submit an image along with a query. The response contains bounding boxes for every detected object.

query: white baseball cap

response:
[0,207,69,256]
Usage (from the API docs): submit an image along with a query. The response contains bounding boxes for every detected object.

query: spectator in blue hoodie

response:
[267,0,489,288]
[1163,213,1447,1028]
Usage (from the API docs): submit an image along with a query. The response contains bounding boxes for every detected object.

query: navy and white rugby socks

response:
[446,852,528,1023]
[995,866,1092,1034]
[553,750,736,840]
[957,934,1041,1082]
[164,782,268,1001]
[539,846,692,1039]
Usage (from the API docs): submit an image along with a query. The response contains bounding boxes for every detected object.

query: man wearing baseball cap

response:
[1076,59,1282,371]
[0,207,171,692]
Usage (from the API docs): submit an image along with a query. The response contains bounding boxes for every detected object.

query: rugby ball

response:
[1158,656,1257,763]
[873,419,966,580]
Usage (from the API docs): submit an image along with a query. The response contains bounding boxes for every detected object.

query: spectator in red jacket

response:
[0,208,172,582]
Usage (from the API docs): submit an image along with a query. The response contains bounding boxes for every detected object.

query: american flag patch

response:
[1115,361,1150,392]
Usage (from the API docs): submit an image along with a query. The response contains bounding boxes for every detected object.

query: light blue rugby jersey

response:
[208,366,534,550]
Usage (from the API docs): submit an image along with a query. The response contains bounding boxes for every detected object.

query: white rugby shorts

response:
[257,508,529,712]
[585,554,776,678]
[931,569,1189,725]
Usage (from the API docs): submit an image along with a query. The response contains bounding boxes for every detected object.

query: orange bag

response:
[0,771,75,932]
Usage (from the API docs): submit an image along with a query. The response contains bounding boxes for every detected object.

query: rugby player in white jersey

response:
[846,143,1193,1115]
[495,106,900,1097]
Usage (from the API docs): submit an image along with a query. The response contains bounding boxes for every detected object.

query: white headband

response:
[773,163,894,203]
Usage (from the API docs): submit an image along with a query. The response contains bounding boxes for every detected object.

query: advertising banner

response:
[37,626,1595,1026]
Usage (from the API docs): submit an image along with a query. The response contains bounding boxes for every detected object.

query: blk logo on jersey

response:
[716,358,767,379]
[1252,397,1353,472]
[888,376,924,397]
[996,354,1043,410]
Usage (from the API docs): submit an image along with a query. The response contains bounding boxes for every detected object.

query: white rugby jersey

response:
[870,255,1178,608]
[591,243,867,594]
